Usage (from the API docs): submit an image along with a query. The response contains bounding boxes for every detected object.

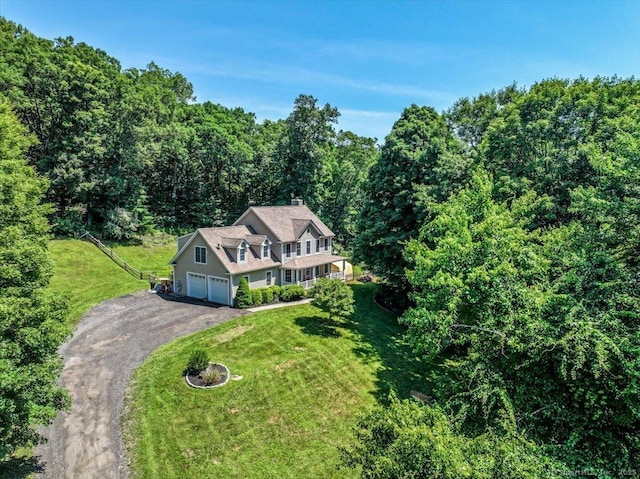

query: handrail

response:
[79,231,157,282]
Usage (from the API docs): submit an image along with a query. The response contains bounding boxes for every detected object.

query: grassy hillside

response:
[48,239,175,326]
[124,283,427,479]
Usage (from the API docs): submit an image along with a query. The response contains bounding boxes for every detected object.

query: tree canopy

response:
[351,77,640,474]
[0,97,70,460]
[0,18,378,250]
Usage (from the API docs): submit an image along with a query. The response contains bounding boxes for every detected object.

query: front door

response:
[305,268,311,281]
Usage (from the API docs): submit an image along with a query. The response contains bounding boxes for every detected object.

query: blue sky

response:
[1,0,638,140]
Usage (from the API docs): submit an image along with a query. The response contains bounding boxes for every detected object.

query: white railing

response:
[285,271,346,290]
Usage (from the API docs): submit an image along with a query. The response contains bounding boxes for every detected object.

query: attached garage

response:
[186,272,206,299]
[207,276,229,305]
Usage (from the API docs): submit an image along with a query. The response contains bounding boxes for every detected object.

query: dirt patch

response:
[274,359,297,373]
[215,323,254,343]
[410,390,434,404]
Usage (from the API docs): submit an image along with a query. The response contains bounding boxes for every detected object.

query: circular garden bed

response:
[185,362,230,389]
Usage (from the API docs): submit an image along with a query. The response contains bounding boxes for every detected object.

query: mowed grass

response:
[48,238,175,325]
[124,283,425,479]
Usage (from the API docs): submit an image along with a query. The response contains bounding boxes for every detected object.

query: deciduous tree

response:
[0,97,69,460]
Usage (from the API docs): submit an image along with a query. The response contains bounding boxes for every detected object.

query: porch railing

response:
[288,271,346,290]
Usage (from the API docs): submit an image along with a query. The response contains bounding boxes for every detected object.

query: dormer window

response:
[238,243,247,263]
[195,246,207,264]
[262,240,270,259]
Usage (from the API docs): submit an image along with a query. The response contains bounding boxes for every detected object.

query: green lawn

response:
[124,283,426,479]
[48,238,175,326]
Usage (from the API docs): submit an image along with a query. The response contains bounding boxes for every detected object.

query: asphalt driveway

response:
[35,291,245,479]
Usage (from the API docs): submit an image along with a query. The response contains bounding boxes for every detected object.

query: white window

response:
[266,271,272,285]
[285,243,292,258]
[316,239,320,253]
[263,243,269,259]
[195,246,207,264]
[324,238,329,252]
[324,264,330,274]
[296,242,301,256]
[314,266,319,276]
[239,244,247,263]
[285,269,292,283]
[306,240,311,255]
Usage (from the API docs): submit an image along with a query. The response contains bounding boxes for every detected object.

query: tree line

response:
[350,77,640,475]
[0,18,377,250]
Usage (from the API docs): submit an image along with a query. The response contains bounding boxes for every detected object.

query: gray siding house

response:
[169,199,347,305]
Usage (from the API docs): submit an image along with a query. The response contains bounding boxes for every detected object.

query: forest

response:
[1,16,640,477]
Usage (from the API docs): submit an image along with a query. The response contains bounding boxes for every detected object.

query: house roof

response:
[282,254,347,270]
[234,205,334,242]
[169,225,280,274]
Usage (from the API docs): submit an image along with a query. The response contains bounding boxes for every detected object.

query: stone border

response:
[185,362,230,389]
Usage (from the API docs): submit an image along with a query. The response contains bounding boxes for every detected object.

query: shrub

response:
[309,278,354,320]
[234,278,252,308]
[202,368,223,385]
[251,288,263,306]
[268,285,282,301]
[281,285,305,302]
[102,207,139,240]
[261,287,274,303]
[53,207,85,237]
[187,349,209,374]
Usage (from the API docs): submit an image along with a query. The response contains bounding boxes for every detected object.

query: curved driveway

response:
[35,291,245,479]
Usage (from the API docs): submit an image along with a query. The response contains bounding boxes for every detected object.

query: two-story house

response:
[169,199,347,305]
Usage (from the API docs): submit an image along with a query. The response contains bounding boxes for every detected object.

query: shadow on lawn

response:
[294,315,343,338]
[297,282,439,404]
[0,455,44,479]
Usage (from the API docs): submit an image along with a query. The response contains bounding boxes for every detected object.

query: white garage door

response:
[187,273,206,299]
[208,276,229,305]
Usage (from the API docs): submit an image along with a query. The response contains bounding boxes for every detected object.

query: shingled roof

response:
[234,205,334,242]
[170,225,279,274]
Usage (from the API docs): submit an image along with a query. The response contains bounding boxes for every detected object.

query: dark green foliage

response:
[0,21,377,247]
[354,77,640,473]
[186,349,209,374]
[0,97,70,460]
[250,288,263,306]
[234,278,252,309]
[280,285,305,302]
[309,278,355,320]
[354,105,469,287]
[342,393,567,478]
[403,168,640,469]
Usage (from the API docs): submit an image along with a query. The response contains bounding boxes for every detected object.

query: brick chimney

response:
[291,198,304,206]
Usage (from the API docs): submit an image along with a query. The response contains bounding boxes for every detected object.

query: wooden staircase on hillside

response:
[79,231,158,282]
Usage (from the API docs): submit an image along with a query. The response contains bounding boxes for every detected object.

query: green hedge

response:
[281,285,305,302]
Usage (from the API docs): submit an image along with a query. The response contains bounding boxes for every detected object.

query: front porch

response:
[295,271,345,289]
[280,257,347,290]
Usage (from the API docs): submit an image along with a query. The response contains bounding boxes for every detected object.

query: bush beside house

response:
[234,278,253,309]
[281,285,305,302]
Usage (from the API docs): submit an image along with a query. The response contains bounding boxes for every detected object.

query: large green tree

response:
[402,169,640,469]
[0,97,70,460]
[354,105,469,287]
